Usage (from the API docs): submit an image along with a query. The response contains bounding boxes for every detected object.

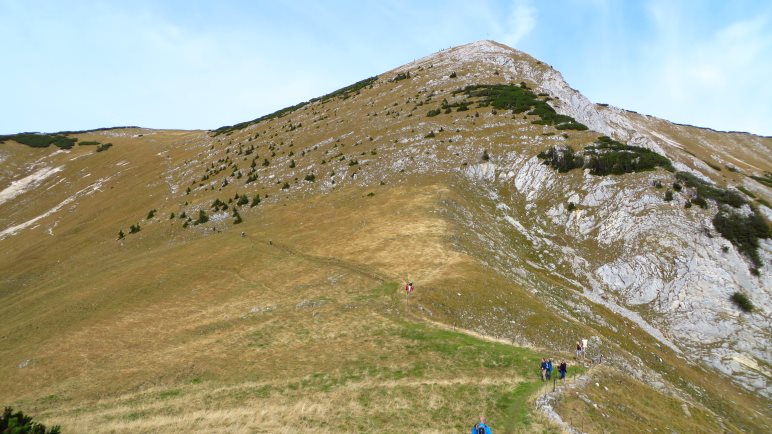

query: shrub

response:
[452,84,588,130]
[232,209,243,224]
[730,292,754,312]
[0,407,61,434]
[567,202,576,212]
[426,109,441,117]
[481,150,490,161]
[691,196,708,209]
[664,190,673,201]
[449,72,457,78]
[237,195,249,206]
[349,159,359,166]
[262,158,270,167]
[537,146,583,173]
[672,182,682,192]
[713,209,770,268]
[79,140,101,146]
[424,131,435,138]
[281,182,290,190]
[289,159,296,168]
[0,133,77,150]
[95,142,113,152]
[304,174,316,182]
[129,224,140,234]
[146,209,157,220]
[250,194,261,207]
[195,210,209,225]
[392,71,410,82]
[117,230,125,240]
[212,76,377,135]
[676,172,745,208]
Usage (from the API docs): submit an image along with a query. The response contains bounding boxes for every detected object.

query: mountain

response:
[1,40,770,433]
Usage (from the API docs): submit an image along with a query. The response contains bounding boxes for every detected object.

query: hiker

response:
[405,281,414,294]
[575,341,582,359]
[546,358,553,380]
[559,360,567,380]
[472,415,492,434]
[540,358,547,381]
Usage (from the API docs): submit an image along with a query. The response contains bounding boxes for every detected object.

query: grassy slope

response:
[1,42,770,432]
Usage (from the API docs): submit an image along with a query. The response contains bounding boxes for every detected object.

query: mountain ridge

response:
[1,40,770,433]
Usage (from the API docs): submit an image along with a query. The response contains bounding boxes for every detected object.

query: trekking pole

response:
[553,374,556,392]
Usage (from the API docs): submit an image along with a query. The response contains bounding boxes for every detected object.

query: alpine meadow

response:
[1,41,770,433]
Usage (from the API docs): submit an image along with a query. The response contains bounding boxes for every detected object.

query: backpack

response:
[476,423,487,434]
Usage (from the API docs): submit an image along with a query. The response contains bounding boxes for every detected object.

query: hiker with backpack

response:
[546,358,553,380]
[559,360,567,380]
[472,415,492,434]
[540,358,547,381]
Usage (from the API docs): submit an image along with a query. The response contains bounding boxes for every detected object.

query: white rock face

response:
[427,41,772,397]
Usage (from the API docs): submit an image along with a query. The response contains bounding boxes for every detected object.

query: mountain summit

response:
[1,41,770,432]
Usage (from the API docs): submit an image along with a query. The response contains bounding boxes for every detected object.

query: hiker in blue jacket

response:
[546,358,553,380]
[472,415,492,434]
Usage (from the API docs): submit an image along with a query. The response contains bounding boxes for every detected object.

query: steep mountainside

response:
[1,41,770,433]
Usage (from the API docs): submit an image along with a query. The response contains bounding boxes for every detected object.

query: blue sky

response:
[1,0,771,135]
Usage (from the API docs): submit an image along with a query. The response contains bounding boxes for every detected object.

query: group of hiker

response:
[539,357,568,381]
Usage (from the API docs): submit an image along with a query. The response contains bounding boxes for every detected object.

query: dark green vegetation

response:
[712,209,770,269]
[675,172,745,208]
[0,133,77,150]
[95,143,113,152]
[213,76,378,135]
[453,84,588,130]
[730,292,755,312]
[1,407,61,434]
[749,173,772,188]
[538,136,673,175]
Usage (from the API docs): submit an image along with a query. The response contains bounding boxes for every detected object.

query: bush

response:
[713,209,770,268]
[730,292,754,312]
[195,210,209,225]
[304,174,316,182]
[129,224,140,234]
[0,133,77,150]
[232,209,243,224]
[289,159,296,168]
[424,131,435,138]
[95,142,113,152]
[454,84,588,130]
[567,202,576,212]
[250,194,261,207]
[0,407,61,434]
[237,195,249,206]
[212,76,377,135]
[146,209,157,220]
[449,72,457,78]
[426,109,441,117]
[676,172,745,208]
[664,190,673,201]
[481,150,490,161]
[117,230,125,240]
[672,182,682,192]
[281,182,290,190]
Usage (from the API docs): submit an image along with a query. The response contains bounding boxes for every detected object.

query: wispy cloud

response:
[498,0,537,47]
